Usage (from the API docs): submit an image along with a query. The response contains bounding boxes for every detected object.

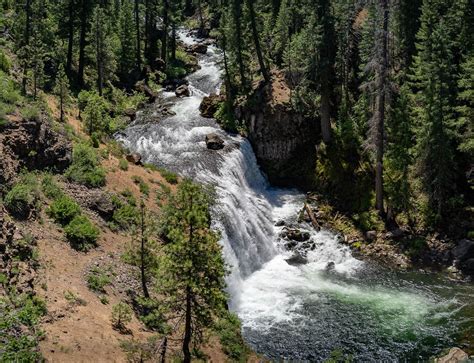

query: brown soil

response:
[33,97,251,362]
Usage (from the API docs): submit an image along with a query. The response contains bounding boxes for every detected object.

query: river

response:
[117,30,474,362]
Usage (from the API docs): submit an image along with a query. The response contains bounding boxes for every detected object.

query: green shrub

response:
[158,168,178,185]
[65,144,106,188]
[41,174,63,199]
[112,204,139,230]
[111,302,133,329]
[214,312,249,361]
[21,104,40,121]
[47,195,81,225]
[4,179,40,219]
[132,175,149,196]
[120,189,137,206]
[86,266,111,293]
[0,295,47,362]
[0,70,20,104]
[64,215,100,251]
[0,50,10,72]
[119,158,128,171]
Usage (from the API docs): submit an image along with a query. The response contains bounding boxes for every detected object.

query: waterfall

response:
[117,29,469,362]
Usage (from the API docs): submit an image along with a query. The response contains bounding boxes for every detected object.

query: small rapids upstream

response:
[117,31,473,361]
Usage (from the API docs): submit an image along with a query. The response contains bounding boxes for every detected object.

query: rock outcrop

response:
[0,115,72,189]
[175,84,191,97]
[200,93,224,118]
[236,72,317,189]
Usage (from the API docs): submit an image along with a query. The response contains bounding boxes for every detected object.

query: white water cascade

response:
[117,30,470,361]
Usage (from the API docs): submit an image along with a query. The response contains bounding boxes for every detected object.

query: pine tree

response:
[411,0,459,223]
[54,64,70,123]
[385,85,413,218]
[456,53,474,156]
[119,0,136,82]
[159,180,226,363]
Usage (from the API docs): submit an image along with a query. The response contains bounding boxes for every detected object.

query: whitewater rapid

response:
[117,30,473,361]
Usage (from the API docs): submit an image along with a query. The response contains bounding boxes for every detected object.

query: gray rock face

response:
[205,133,224,150]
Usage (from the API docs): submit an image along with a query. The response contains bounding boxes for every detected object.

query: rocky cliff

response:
[236,73,317,189]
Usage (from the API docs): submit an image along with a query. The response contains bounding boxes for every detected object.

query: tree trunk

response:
[66,0,74,77]
[160,337,167,363]
[78,0,88,87]
[197,0,204,33]
[171,23,176,61]
[22,0,32,94]
[222,32,234,102]
[140,202,149,298]
[135,0,141,72]
[320,82,331,143]
[96,12,103,96]
[247,0,270,83]
[182,286,192,363]
[161,0,169,67]
[60,92,64,122]
[232,0,247,89]
[375,0,389,217]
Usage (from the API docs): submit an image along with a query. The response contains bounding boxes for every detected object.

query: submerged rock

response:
[285,252,308,266]
[281,227,311,242]
[205,133,224,150]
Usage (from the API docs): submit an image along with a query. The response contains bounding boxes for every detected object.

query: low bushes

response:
[65,143,106,188]
[4,175,41,219]
[64,215,100,251]
[47,195,81,225]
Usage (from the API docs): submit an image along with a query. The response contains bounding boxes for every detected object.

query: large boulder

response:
[123,108,136,121]
[189,43,208,54]
[135,83,157,103]
[435,347,469,363]
[452,239,474,263]
[126,153,142,165]
[175,84,190,97]
[91,193,116,220]
[205,133,224,150]
[199,93,223,118]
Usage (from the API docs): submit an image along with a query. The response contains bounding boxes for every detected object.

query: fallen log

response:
[304,203,321,231]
